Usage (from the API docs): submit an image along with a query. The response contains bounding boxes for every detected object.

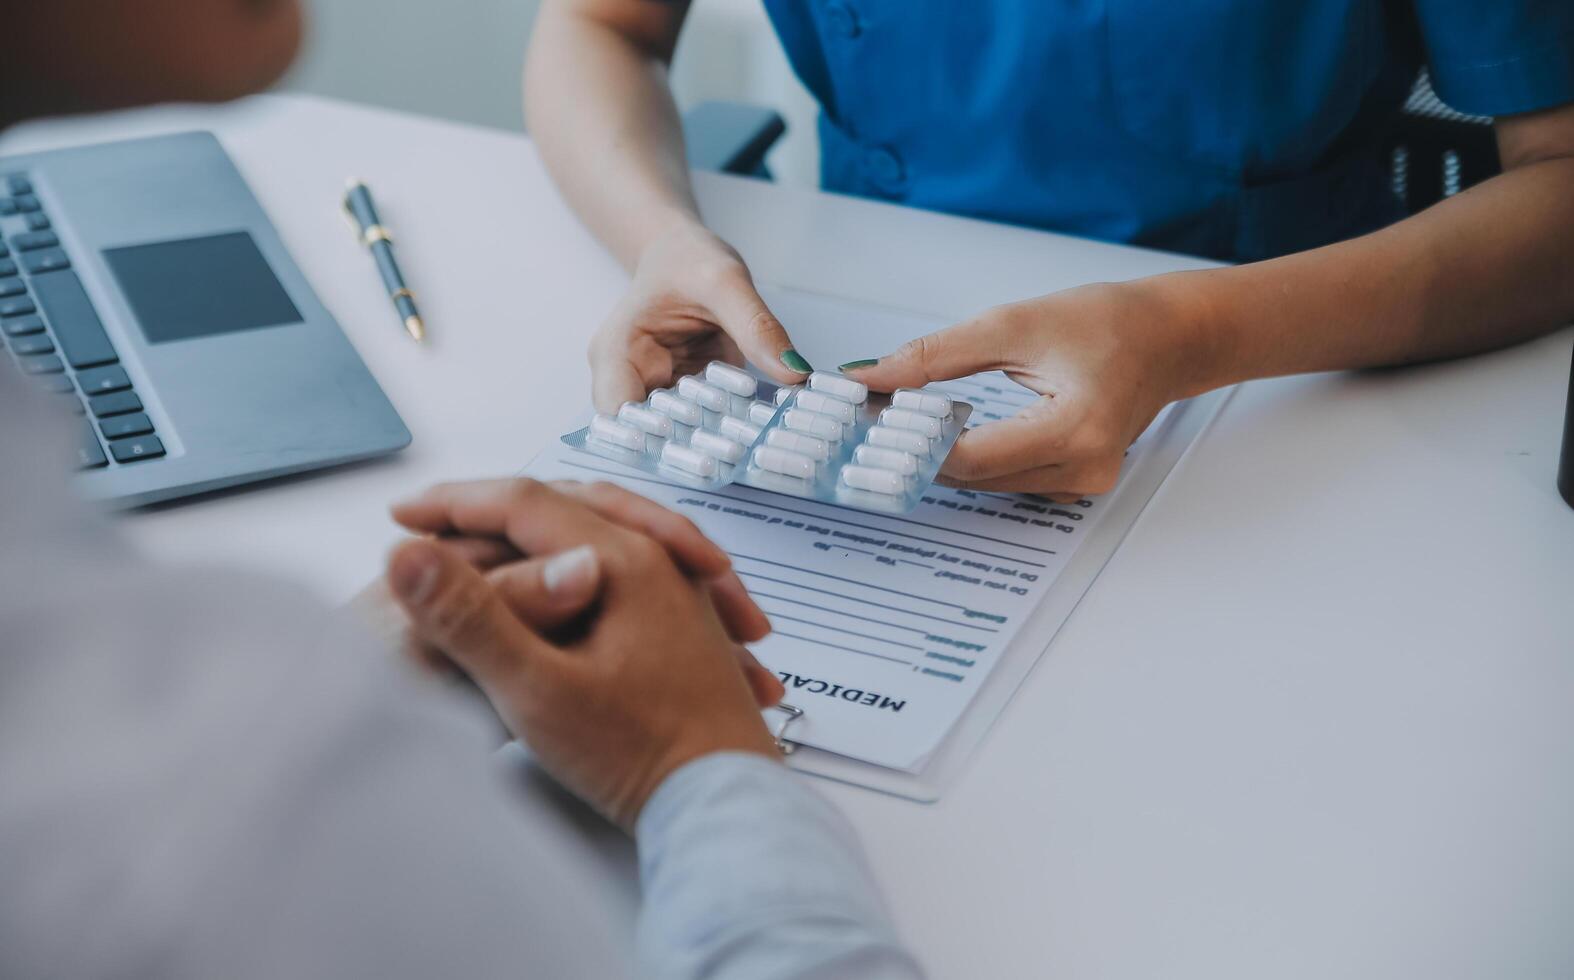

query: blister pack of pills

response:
[561,361,973,513]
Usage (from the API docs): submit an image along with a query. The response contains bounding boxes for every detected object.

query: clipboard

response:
[768,384,1236,802]
[518,280,1235,804]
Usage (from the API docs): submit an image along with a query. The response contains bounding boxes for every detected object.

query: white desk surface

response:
[7,95,1572,979]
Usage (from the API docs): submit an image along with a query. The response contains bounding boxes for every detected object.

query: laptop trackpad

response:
[102,231,303,345]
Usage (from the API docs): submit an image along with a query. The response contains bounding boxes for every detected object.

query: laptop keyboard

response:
[0,172,165,470]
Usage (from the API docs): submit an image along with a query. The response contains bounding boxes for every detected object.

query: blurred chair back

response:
[682,102,786,179]
[1385,70,1501,215]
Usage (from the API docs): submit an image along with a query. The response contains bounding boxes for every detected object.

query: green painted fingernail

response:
[779,349,812,374]
[838,358,879,371]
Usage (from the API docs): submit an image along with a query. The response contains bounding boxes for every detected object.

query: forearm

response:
[636,753,922,980]
[524,2,703,270]
[1161,155,1574,396]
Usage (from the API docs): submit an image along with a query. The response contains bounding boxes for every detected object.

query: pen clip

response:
[341,204,365,246]
[342,179,370,247]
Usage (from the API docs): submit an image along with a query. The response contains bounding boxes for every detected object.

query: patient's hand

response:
[381,479,783,707]
[384,479,785,830]
[350,533,593,678]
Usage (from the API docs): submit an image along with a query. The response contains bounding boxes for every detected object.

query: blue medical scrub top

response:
[760,1,1574,261]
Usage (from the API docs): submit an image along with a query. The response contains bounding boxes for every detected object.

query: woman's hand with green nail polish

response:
[842,279,1210,501]
[587,221,809,413]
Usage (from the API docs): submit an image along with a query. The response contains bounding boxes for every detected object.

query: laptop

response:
[0,131,410,507]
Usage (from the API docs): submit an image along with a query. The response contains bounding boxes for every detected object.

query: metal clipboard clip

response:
[769,702,803,755]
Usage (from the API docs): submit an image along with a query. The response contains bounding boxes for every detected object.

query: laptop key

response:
[11,230,58,251]
[8,175,32,196]
[37,374,74,394]
[20,353,63,375]
[25,213,50,232]
[0,259,17,277]
[0,278,26,297]
[0,199,15,216]
[0,297,35,318]
[1,314,44,336]
[76,364,132,395]
[89,390,142,418]
[30,270,117,368]
[100,412,154,440]
[78,421,108,469]
[10,334,54,356]
[110,435,165,464]
[13,195,41,213]
[21,249,70,274]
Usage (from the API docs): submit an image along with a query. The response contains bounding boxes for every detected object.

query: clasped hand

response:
[375,478,784,831]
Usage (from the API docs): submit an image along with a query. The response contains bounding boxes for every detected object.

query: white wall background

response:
[283,0,820,185]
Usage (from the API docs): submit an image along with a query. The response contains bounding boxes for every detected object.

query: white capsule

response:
[660,441,719,478]
[783,408,843,441]
[807,371,868,404]
[677,376,729,413]
[718,415,762,446]
[650,390,703,427]
[765,427,830,461]
[752,446,817,481]
[747,401,778,427]
[878,407,943,439]
[704,361,757,397]
[618,402,673,438]
[841,464,906,495]
[774,385,800,407]
[891,388,953,418]
[794,389,856,424]
[588,414,645,452]
[689,429,745,464]
[865,425,931,457]
[854,444,919,476]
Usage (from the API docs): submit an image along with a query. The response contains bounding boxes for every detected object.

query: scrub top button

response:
[865,146,906,191]
[824,1,862,39]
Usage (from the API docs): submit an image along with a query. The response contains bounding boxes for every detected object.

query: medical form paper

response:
[527,373,1176,774]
